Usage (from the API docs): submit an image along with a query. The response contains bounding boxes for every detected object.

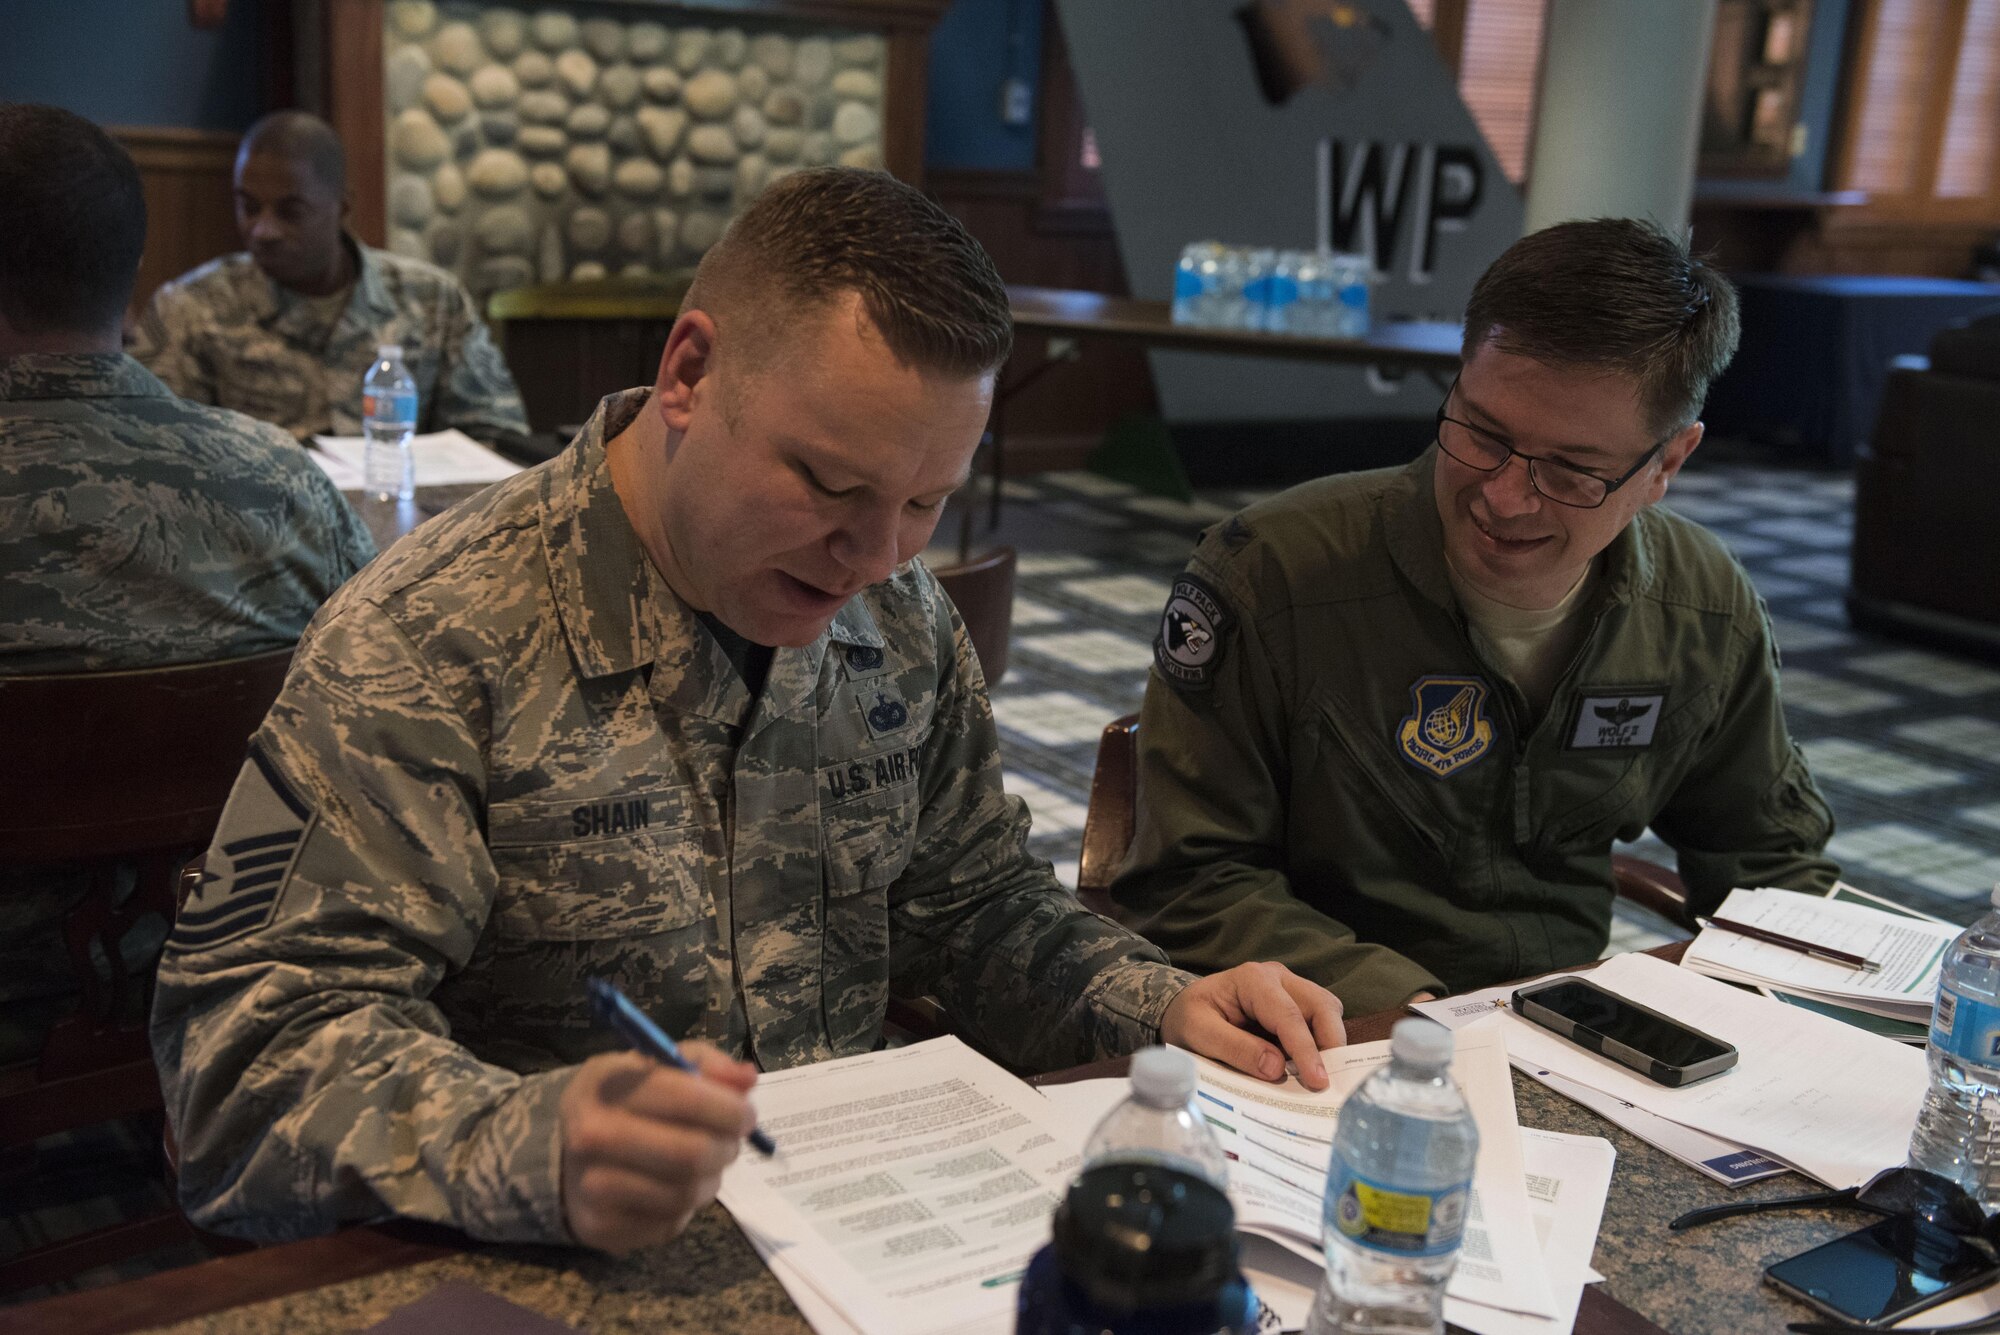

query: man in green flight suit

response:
[152,168,1344,1256]
[1114,218,1838,1016]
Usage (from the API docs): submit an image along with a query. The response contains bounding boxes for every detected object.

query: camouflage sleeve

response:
[150,600,571,1245]
[428,281,532,447]
[129,285,217,405]
[1650,597,1839,913]
[286,440,379,583]
[887,572,1195,1071]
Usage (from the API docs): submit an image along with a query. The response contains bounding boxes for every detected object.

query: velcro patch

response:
[855,684,912,739]
[1397,675,1496,778]
[1154,573,1232,692]
[1568,691,1668,751]
[168,746,314,952]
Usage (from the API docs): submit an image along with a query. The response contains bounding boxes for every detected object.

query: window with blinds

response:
[1935,0,2000,197]
[1406,0,1550,184]
[1840,0,2000,207]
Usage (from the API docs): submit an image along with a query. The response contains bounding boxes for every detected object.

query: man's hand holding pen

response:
[558,1044,760,1254]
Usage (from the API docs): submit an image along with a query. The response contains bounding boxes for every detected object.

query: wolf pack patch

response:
[1154,574,1232,693]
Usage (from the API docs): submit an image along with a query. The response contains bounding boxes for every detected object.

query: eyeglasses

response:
[1673,1167,2000,1335]
[1434,377,1673,510]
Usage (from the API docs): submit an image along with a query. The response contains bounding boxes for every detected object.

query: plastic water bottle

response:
[1016,1162,1260,1335]
[1909,885,2000,1209]
[363,344,418,502]
[1318,1019,1478,1335]
[1173,242,1226,327]
[1081,1046,1230,1188]
[1331,253,1373,338]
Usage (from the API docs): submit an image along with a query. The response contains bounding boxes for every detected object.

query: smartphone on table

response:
[1765,1216,2000,1327]
[1511,975,1738,1087]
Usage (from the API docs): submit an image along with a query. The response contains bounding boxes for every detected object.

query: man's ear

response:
[653,310,717,435]
[1650,421,1703,500]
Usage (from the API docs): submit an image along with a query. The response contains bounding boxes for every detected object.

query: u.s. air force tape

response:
[1154,573,1232,692]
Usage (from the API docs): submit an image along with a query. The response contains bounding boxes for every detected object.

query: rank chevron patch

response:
[168,746,315,952]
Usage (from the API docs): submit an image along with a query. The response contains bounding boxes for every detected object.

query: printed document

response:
[1683,885,1955,1021]
[1414,982,1789,1187]
[1425,953,1925,1189]
[717,1036,1074,1335]
[1185,1019,1558,1320]
[310,428,522,487]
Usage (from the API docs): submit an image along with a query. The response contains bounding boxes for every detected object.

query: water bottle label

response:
[1329,1164,1469,1258]
[1933,987,2000,1065]
[363,389,417,423]
[1174,267,1208,299]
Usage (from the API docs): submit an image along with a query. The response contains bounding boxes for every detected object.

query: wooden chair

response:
[932,546,1018,687]
[0,647,293,1290]
[1075,713,1695,930]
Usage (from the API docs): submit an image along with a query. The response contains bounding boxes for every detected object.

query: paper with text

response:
[1684,886,1955,1018]
[1412,982,1790,1187]
[718,1037,1074,1335]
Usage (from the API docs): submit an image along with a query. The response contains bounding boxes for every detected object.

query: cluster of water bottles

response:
[1171,242,1374,339]
[362,343,419,503]
[1017,1020,1478,1335]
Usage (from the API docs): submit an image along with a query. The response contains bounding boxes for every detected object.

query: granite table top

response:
[131,1066,1871,1335]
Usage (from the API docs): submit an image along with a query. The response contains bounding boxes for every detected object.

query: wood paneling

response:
[114,126,242,317]
[930,169,1159,458]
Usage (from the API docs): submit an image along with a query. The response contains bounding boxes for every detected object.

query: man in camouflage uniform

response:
[1114,220,1838,1016]
[0,105,374,1063]
[131,111,529,450]
[152,169,1345,1253]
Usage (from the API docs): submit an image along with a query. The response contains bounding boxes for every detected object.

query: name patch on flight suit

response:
[1568,691,1668,751]
[1397,675,1495,778]
[167,745,314,952]
[1154,573,1232,692]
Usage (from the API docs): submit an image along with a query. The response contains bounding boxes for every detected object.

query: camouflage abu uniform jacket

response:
[0,353,375,673]
[151,388,1193,1245]
[131,236,529,446]
[1114,449,1837,1015]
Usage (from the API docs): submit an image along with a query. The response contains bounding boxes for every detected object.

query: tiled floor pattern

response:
[12,452,2000,1303]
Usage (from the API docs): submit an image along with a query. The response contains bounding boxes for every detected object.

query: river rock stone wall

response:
[383,1,887,298]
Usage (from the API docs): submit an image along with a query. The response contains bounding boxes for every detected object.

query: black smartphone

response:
[1511,976,1737,1087]
[1765,1216,2000,1328]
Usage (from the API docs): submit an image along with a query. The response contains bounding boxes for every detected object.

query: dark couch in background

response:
[1848,307,2000,655]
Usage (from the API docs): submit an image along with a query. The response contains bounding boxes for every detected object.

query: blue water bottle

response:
[1016,1161,1259,1335]
[362,343,418,501]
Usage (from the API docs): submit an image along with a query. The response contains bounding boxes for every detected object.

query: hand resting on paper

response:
[1160,961,1345,1091]
[558,1043,759,1253]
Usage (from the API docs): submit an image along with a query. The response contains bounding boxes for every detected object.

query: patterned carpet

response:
[8,445,2000,1303]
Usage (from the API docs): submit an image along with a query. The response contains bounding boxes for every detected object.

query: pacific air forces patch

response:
[1155,573,1232,693]
[167,745,314,952]
[1397,675,1495,778]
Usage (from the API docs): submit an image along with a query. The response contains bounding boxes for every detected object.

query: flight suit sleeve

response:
[129,285,218,405]
[149,601,572,1245]
[887,581,1197,1071]
[1112,549,1446,1013]
[428,281,532,448]
[1648,599,1838,914]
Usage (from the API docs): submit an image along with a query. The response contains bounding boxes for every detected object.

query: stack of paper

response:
[309,429,523,489]
[1420,952,1929,1191]
[1041,1021,1609,1335]
[1683,885,1956,1028]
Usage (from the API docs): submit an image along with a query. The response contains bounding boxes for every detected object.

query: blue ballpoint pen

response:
[586,977,778,1157]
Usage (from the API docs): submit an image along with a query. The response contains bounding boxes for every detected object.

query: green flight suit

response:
[1113,450,1837,1016]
